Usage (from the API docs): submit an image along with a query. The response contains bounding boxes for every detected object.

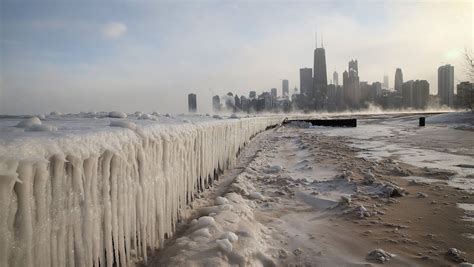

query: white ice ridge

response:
[0,115,283,267]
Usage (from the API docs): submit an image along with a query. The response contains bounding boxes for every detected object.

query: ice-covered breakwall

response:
[0,116,283,267]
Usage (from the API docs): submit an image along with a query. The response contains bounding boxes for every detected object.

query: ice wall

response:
[0,117,282,267]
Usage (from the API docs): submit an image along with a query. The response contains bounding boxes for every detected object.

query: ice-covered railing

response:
[0,115,283,267]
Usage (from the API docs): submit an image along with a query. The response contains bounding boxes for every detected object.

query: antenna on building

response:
[315,30,317,48]
[321,32,324,48]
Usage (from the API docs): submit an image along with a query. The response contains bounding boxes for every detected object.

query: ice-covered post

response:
[419,117,425,126]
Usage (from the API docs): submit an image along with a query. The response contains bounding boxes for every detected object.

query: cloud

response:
[102,22,127,39]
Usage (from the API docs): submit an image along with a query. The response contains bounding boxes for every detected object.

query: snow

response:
[0,113,285,267]
[109,120,137,130]
[215,196,229,205]
[16,116,42,128]
[220,231,238,242]
[25,124,58,132]
[108,111,127,118]
[216,238,233,253]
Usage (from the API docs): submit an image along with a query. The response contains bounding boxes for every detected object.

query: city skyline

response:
[1,1,472,114]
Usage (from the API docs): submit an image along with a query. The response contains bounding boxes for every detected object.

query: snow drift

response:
[0,115,283,267]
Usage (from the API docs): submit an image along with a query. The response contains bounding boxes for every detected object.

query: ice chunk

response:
[109,121,137,130]
[220,231,238,242]
[16,117,41,128]
[216,196,229,205]
[108,111,128,118]
[191,228,211,238]
[25,124,58,132]
[216,239,233,253]
[366,249,394,263]
[248,192,264,200]
[49,111,62,116]
[138,114,152,120]
[192,216,216,230]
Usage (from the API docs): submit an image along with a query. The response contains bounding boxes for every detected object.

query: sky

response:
[0,0,472,115]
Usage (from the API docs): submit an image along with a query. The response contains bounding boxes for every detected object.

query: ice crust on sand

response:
[0,115,283,267]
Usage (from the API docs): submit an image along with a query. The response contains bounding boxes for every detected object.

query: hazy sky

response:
[1,0,472,115]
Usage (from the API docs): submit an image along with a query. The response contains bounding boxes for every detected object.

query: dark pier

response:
[285,118,357,127]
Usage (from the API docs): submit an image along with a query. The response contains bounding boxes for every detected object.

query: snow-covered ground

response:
[149,112,474,266]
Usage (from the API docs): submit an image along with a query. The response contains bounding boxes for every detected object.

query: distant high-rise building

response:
[413,80,429,109]
[438,64,454,106]
[383,75,389,89]
[313,46,328,109]
[249,91,256,99]
[371,82,382,100]
[402,80,414,108]
[456,81,473,108]
[234,95,241,111]
[188,93,197,113]
[299,68,313,98]
[271,88,277,98]
[282,80,289,97]
[212,95,220,112]
[349,60,358,78]
[394,68,403,93]
[343,60,360,107]
[333,71,339,86]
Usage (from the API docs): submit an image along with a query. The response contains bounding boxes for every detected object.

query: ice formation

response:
[108,111,127,118]
[0,115,283,267]
[16,117,42,128]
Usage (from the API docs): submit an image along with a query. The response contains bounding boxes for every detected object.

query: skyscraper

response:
[383,75,389,89]
[438,64,454,106]
[271,88,277,98]
[299,68,313,98]
[212,95,220,112]
[188,93,197,113]
[394,68,403,93]
[402,80,414,108]
[333,71,339,86]
[282,79,289,97]
[413,80,429,110]
[343,60,360,107]
[313,45,328,109]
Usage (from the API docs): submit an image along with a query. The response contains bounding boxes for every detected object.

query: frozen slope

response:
[0,114,283,267]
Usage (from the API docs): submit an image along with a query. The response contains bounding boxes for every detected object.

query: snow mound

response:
[248,191,264,200]
[216,196,229,205]
[109,121,137,130]
[216,239,233,253]
[191,216,216,230]
[16,117,42,128]
[25,124,58,132]
[138,113,152,120]
[220,231,238,242]
[191,228,211,239]
[108,111,128,118]
[366,248,394,263]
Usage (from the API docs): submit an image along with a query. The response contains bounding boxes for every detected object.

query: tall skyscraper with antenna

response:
[313,33,328,110]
